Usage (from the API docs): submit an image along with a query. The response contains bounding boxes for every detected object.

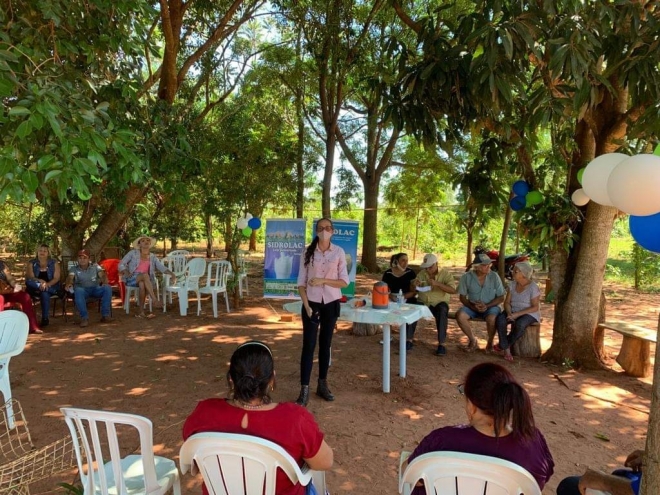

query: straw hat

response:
[132,235,157,249]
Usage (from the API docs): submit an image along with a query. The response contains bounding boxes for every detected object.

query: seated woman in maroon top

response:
[183,341,333,495]
[406,362,554,492]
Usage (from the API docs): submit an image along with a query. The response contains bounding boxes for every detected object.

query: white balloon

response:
[237,218,248,229]
[608,154,660,216]
[571,188,590,206]
[245,213,253,220]
[582,153,628,206]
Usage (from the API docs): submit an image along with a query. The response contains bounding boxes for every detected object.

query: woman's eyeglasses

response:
[316,226,333,233]
[457,384,464,395]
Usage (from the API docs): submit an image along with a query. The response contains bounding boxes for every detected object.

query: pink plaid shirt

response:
[297,243,350,304]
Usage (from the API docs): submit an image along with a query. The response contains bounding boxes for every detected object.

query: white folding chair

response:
[0,311,29,430]
[163,258,206,316]
[237,250,249,297]
[161,256,188,305]
[179,432,326,495]
[199,261,231,317]
[61,407,181,495]
[399,450,541,495]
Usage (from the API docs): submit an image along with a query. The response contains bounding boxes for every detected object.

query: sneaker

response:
[435,344,447,356]
[40,318,49,328]
[100,316,114,323]
[80,319,89,328]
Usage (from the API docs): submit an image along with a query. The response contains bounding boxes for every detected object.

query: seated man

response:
[455,253,505,352]
[557,449,643,495]
[65,250,113,328]
[413,253,456,356]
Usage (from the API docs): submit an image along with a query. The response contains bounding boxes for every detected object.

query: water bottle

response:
[397,289,404,307]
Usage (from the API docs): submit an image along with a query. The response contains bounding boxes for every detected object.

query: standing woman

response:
[119,234,176,318]
[382,253,418,351]
[25,244,61,327]
[296,218,349,406]
[494,261,541,362]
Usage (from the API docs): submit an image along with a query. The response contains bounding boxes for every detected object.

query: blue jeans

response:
[495,313,537,350]
[74,286,112,318]
[26,279,60,319]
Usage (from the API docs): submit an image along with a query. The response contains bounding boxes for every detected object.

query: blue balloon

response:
[247,217,262,230]
[509,196,526,211]
[630,212,660,253]
[512,180,530,196]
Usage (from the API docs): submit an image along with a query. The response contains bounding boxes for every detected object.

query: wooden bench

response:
[448,311,542,358]
[597,321,657,377]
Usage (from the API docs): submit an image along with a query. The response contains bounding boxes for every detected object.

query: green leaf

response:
[47,115,63,138]
[16,120,32,138]
[0,78,14,97]
[44,170,63,183]
[9,106,30,117]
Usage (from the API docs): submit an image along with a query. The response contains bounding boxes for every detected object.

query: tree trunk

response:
[322,135,336,218]
[640,314,660,495]
[543,202,617,368]
[249,230,256,251]
[294,32,305,219]
[498,203,512,282]
[361,180,379,272]
[548,247,568,300]
[466,227,474,268]
[205,212,214,258]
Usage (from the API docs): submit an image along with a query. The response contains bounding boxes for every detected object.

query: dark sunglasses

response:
[316,226,333,232]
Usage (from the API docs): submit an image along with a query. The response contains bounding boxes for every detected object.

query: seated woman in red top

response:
[183,341,333,495]
[406,362,554,492]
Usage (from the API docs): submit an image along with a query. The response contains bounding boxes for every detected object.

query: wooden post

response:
[511,323,542,358]
[640,314,660,495]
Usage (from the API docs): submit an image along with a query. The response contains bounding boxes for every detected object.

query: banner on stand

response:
[263,219,307,299]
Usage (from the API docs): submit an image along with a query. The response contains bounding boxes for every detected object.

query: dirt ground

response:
[12,260,659,494]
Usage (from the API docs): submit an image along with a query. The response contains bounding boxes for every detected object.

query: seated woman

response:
[494,261,541,362]
[382,253,418,351]
[183,341,333,495]
[0,260,42,334]
[25,244,61,327]
[405,362,554,492]
[118,234,175,318]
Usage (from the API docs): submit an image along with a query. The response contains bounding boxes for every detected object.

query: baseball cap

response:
[420,253,438,268]
[472,253,492,265]
[77,249,90,258]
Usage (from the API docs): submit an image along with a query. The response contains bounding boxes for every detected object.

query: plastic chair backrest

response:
[237,250,248,274]
[182,259,206,289]
[61,407,162,495]
[98,259,120,286]
[179,432,311,495]
[0,311,29,362]
[163,256,187,277]
[204,261,231,290]
[168,250,189,258]
[399,451,541,495]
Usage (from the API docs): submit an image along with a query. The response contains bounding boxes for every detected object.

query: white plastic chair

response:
[199,261,231,317]
[164,258,206,316]
[179,432,326,495]
[61,407,181,495]
[0,311,29,430]
[237,250,249,297]
[167,250,189,258]
[161,256,188,305]
[399,451,541,495]
[124,278,159,315]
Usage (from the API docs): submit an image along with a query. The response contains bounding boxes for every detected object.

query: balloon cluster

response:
[237,213,262,237]
[574,146,660,253]
[509,181,544,211]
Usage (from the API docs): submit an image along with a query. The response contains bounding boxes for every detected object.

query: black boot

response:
[316,379,335,401]
[41,318,49,328]
[295,386,310,406]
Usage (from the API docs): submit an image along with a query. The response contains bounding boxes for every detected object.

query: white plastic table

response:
[283,301,433,393]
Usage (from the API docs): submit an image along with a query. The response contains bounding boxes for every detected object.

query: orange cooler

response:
[372,281,390,309]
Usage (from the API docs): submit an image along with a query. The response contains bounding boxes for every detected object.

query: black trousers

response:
[300,299,340,386]
[429,301,449,343]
